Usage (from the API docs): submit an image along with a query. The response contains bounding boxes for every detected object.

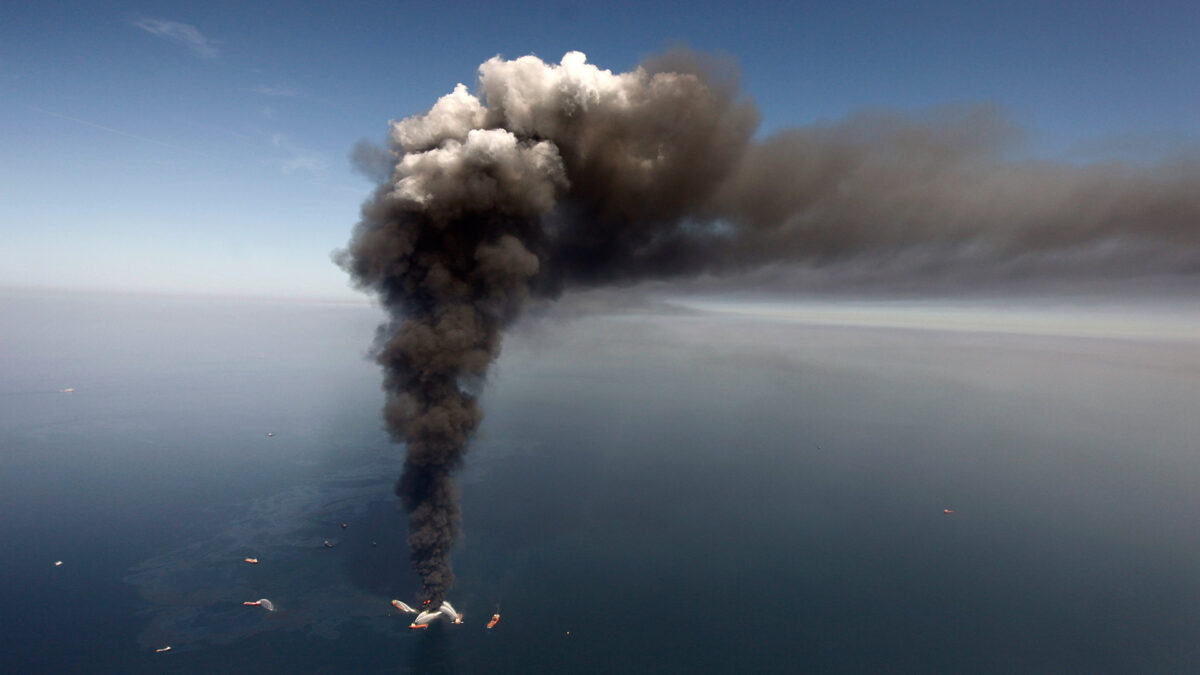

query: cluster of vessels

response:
[240,596,496,630]
[392,599,500,630]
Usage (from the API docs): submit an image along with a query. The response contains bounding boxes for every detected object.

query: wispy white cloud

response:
[31,106,195,155]
[271,133,325,174]
[249,85,298,97]
[133,18,219,58]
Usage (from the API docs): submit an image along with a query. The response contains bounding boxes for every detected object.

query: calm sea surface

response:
[2,289,1198,673]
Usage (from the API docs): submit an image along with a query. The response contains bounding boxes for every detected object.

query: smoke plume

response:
[339,50,1199,604]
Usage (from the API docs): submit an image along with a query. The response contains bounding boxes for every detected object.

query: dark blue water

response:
[2,289,1199,673]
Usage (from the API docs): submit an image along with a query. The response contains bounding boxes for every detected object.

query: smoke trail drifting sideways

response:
[339,50,1199,605]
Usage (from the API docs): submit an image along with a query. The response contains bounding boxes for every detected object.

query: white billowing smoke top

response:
[390,51,641,151]
[389,130,565,215]
[477,51,639,136]
[391,83,486,151]
[383,50,742,225]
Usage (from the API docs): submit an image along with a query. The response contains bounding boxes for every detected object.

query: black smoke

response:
[339,49,1199,605]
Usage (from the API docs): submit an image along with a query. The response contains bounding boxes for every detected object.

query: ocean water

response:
[2,289,1199,673]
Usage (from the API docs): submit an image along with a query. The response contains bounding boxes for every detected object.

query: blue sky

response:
[2,0,1198,300]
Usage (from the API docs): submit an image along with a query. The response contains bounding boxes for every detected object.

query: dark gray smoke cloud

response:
[339,49,1199,605]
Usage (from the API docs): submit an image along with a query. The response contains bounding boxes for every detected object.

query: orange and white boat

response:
[486,613,500,629]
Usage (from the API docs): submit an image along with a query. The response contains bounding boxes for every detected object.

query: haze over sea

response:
[2,288,1198,673]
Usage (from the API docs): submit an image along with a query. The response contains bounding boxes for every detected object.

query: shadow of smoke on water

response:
[124,449,414,650]
[123,435,538,655]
